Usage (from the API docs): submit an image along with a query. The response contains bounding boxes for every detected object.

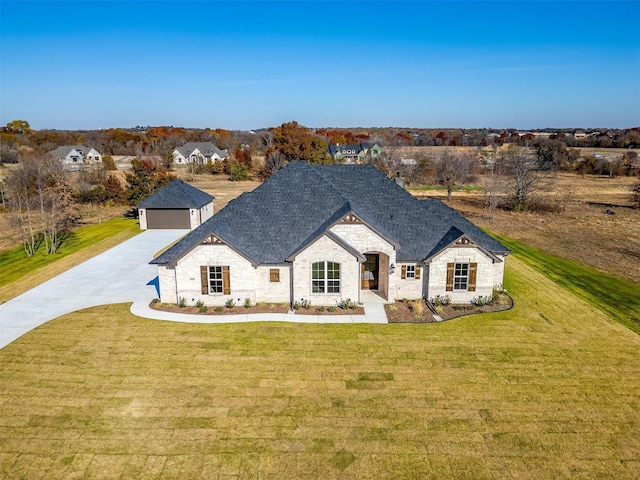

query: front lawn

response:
[1,257,639,478]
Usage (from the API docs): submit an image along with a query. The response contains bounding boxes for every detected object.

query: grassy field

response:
[1,257,639,479]
[491,233,640,335]
[0,217,139,303]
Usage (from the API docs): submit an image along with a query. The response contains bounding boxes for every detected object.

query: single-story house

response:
[151,162,508,307]
[172,142,229,165]
[137,180,214,230]
[48,145,102,164]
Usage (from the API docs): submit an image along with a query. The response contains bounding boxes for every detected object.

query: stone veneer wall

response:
[330,223,397,300]
[427,246,502,304]
[255,265,291,303]
[292,235,361,306]
[394,263,424,300]
[138,209,148,230]
[174,244,257,306]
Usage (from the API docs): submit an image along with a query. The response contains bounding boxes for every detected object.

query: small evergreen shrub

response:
[178,297,187,308]
[244,298,252,308]
[225,299,236,309]
[214,306,224,312]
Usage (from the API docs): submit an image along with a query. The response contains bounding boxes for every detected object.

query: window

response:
[200,265,230,295]
[209,266,224,293]
[401,264,421,280]
[446,262,477,292]
[454,263,469,290]
[406,265,416,279]
[312,261,340,294]
[270,268,280,283]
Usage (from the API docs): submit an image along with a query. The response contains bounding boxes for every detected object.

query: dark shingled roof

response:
[151,162,508,266]
[137,180,214,209]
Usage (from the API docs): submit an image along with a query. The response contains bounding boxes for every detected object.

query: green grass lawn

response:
[1,257,639,479]
[490,232,640,335]
[0,218,140,303]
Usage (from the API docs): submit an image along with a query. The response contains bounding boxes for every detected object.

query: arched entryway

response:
[361,252,389,300]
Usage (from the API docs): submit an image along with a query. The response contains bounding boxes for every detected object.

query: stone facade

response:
[173,244,256,306]
[330,222,396,300]
[255,265,291,304]
[426,246,501,303]
[291,234,361,306]
[394,263,424,300]
[158,220,506,307]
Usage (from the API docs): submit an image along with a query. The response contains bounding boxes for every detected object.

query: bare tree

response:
[496,145,552,211]
[482,163,509,221]
[6,155,76,255]
[261,151,286,179]
[433,150,478,201]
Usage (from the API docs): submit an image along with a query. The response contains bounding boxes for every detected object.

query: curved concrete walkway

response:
[131,301,388,324]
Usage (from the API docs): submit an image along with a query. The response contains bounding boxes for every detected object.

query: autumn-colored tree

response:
[125,159,174,207]
[2,119,32,134]
[272,121,329,164]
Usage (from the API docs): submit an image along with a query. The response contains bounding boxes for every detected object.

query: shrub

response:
[327,306,336,312]
[214,306,224,312]
[225,299,236,309]
[431,295,451,306]
[337,298,357,310]
[409,300,424,315]
[292,301,301,310]
[196,299,207,313]
[151,298,160,304]
[230,162,250,181]
[301,299,311,309]
[244,298,252,309]
[178,297,187,308]
[316,306,325,312]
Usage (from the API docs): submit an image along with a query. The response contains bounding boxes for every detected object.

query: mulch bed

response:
[295,306,365,316]
[149,302,364,316]
[385,294,513,323]
[150,302,290,315]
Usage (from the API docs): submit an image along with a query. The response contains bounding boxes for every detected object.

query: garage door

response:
[146,209,191,229]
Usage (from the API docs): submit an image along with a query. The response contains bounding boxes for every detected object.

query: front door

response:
[361,254,379,290]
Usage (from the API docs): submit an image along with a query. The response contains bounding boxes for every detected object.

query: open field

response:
[1,257,639,478]
[412,173,640,284]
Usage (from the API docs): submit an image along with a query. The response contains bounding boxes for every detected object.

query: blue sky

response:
[1,1,638,130]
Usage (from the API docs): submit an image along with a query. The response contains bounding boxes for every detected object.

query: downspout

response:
[357,261,362,305]
[288,261,294,311]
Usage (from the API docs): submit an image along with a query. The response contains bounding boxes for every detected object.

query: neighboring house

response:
[573,130,587,140]
[48,145,102,164]
[328,143,383,163]
[172,142,229,165]
[137,180,214,230]
[151,162,509,307]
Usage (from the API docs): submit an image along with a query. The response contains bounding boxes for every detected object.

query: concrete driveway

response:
[0,229,188,349]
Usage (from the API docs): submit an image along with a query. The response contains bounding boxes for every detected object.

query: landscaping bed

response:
[386,293,513,323]
[149,301,364,316]
[150,301,290,315]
